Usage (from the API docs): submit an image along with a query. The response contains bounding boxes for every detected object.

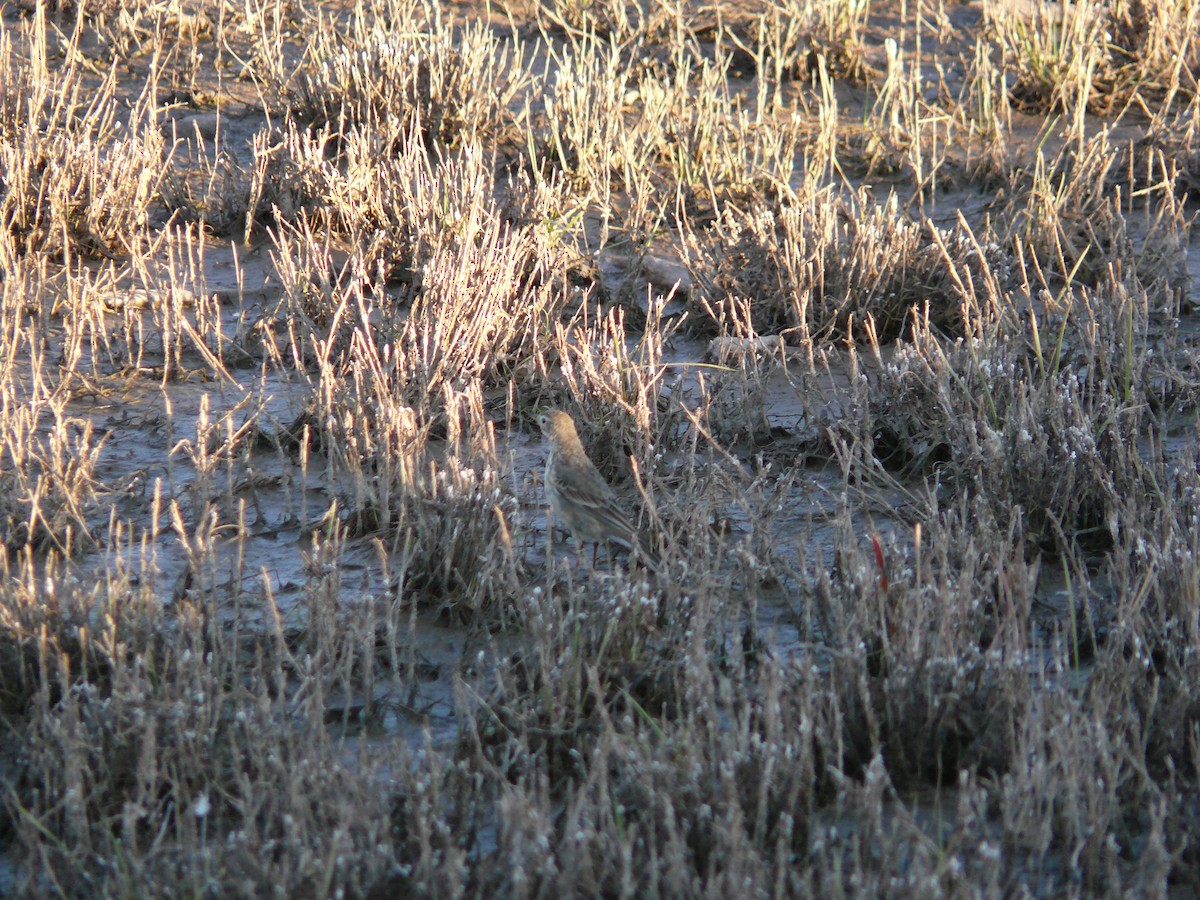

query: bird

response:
[537,409,660,570]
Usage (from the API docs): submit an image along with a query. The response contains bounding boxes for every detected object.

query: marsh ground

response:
[1,0,1200,895]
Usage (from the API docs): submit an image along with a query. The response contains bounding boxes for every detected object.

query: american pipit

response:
[537,409,659,569]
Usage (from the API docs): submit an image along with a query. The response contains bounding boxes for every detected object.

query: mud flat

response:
[1,0,1199,894]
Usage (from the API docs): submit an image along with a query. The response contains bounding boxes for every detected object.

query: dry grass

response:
[686,185,1008,341]
[2,0,1200,895]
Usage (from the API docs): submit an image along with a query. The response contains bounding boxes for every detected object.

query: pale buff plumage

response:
[537,410,659,569]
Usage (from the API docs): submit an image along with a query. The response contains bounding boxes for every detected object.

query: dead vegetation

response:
[2,0,1200,895]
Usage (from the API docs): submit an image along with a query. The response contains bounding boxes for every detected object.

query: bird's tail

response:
[635,532,661,572]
